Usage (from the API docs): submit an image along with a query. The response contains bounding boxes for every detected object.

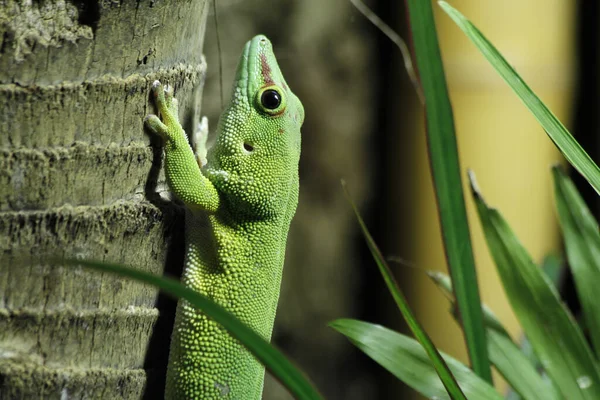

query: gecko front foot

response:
[144,80,182,142]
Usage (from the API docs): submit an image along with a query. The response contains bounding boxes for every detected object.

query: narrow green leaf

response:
[488,330,560,400]
[404,0,491,382]
[62,258,323,400]
[439,1,600,195]
[429,271,561,400]
[540,254,563,288]
[428,271,508,337]
[553,166,600,357]
[469,172,600,400]
[331,319,502,400]
[342,183,467,400]
[510,255,563,378]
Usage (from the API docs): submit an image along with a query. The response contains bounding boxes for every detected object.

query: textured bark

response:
[0,0,208,398]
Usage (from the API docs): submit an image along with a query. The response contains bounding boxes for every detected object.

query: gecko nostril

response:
[243,142,254,152]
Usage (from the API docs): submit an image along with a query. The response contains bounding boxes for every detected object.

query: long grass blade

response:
[428,271,508,336]
[505,254,563,400]
[62,258,323,400]
[331,319,502,400]
[428,271,561,400]
[342,183,467,399]
[404,0,491,381]
[469,172,600,399]
[553,166,600,357]
[439,1,600,195]
[487,330,560,400]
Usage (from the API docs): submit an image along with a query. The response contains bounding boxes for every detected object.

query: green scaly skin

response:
[145,35,304,399]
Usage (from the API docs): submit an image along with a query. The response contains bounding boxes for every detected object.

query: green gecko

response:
[145,35,304,399]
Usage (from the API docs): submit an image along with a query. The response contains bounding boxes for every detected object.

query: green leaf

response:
[487,329,560,400]
[428,271,508,337]
[553,166,600,357]
[540,254,563,288]
[439,1,600,195]
[342,183,467,399]
[331,319,502,400]
[429,271,561,400]
[404,0,491,382]
[509,254,564,379]
[62,258,323,400]
[469,172,600,400]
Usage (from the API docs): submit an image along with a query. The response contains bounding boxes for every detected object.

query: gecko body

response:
[145,35,304,399]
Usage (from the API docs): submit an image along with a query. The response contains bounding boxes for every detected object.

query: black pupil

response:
[261,89,281,110]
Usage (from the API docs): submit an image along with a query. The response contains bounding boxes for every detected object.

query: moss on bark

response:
[0,0,208,398]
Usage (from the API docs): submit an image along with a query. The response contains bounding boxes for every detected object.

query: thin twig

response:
[212,0,224,109]
[350,0,424,103]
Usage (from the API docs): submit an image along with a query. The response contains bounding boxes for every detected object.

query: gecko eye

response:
[261,89,281,109]
[256,86,286,116]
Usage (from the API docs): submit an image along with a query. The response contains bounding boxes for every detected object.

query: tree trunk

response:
[0,1,208,398]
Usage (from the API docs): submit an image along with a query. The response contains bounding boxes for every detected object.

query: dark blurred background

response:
[199,0,598,399]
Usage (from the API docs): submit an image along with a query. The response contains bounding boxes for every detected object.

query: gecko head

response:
[206,35,304,220]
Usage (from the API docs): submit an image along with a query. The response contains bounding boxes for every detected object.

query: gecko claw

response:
[150,80,166,107]
[163,84,175,109]
[145,79,181,140]
[150,80,177,114]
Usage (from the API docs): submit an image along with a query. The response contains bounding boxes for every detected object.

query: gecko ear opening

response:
[243,142,255,152]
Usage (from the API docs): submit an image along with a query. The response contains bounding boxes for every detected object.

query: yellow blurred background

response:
[399,0,575,397]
